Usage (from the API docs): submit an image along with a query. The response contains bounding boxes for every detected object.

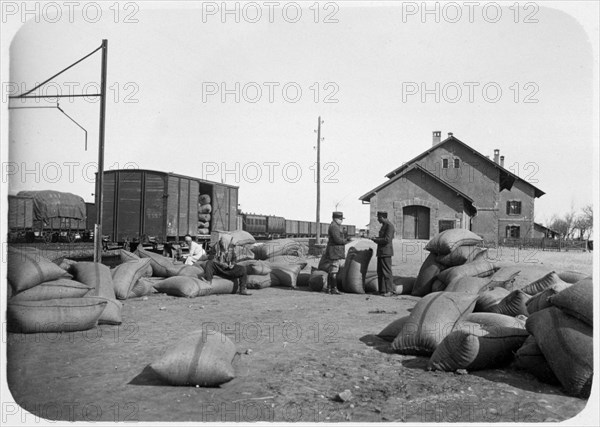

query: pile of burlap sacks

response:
[375,229,593,398]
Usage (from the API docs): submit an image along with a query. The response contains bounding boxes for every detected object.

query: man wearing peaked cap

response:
[319,211,351,294]
[371,211,395,296]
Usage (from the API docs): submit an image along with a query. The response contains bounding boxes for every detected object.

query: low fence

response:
[484,237,591,252]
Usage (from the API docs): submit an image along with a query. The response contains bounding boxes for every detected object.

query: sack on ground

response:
[247,275,272,289]
[377,316,409,342]
[74,262,122,325]
[270,263,303,288]
[391,292,478,355]
[427,327,527,372]
[548,277,593,326]
[237,260,272,276]
[431,278,447,292]
[557,270,589,284]
[437,260,496,285]
[7,297,107,333]
[128,277,158,298]
[412,253,445,297]
[474,287,510,312]
[7,247,72,293]
[526,280,571,315]
[210,277,236,294]
[425,229,483,255]
[520,271,564,295]
[252,239,307,260]
[491,264,553,292]
[342,247,373,294]
[445,276,491,293]
[166,265,204,278]
[57,258,78,274]
[489,290,530,317]
[526,307,593,398]
[364,272,379,293]
[10,279,92,302]
[150,330,236,386]
[153,276,203,297]
[436,246,488,267]
[134,247,176,277]
[309,270,328,292]
[112,259,153,299]
[513,335,560,385]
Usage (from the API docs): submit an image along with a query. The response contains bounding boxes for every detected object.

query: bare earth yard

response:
[5,240,595,423]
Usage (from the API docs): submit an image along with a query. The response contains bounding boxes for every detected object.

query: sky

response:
[2,1,598,230]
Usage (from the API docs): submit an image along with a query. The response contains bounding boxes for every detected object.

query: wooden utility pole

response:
[94,39,108,262]
[315,116,322,244]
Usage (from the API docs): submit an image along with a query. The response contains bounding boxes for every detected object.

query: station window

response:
[506,201,522,215]
[454,158,460,168]
[442,158,449,169]
[506,225,520,238]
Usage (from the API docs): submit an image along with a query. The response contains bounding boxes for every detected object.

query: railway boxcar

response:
[102,169,238,246]
[320,222,329,236]
[346,224,356,237]
[10,190,87,243]
[243,214,267,236]
[298,220,310,237]
[267,216,286,238]
[285,219,299,237]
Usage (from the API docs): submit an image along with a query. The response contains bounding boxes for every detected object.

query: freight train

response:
[7,169,356,246]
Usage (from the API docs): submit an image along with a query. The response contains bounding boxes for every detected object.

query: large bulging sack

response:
[436,260,496,285]
[7,297,107,333]
[150,330,236,386]
[526,307,593,398]
[269,263,303,288]
[309,270,328,292]
[246,275,272,289]
[165,265,204,278]
[464,312,526,333]
[153,276,208,297]
[513,335,559,385]
[128,277,158,298]
[425,229,483,255]
[210,277,236,294]
[74,262,122,325]
[391,292,478,355]
[341,247,373,294]
[7,247,72,293]
[237,260,272,276]
[490,264,553,292]
[412,253,445,297]
[427,327,527,372]
[526,280,571,315]
[520,271,564,295]
[548,277,593,326]
[251,239,307,261]
[377,316,409,342]
[490,290,531,317]
[119,249,140,263]
[10,279,92,302]
[436,246,488,267]
[557,270,589,284]
[268,255,308,267]
[474,287,510,312]
[134,247,177,277]
[445,276,491,294]
[111,258,153,299]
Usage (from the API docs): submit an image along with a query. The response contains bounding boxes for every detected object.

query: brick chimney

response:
[500,155,505,167]
[493,149,500,164]
[432,131,441,146]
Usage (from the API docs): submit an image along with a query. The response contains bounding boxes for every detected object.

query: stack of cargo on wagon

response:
[8,191,87,243]
[101,169,239,251]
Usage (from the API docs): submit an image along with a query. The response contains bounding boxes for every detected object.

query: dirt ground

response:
[5,241,594,423]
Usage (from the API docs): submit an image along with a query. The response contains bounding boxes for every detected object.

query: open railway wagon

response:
[102,169,238,254]
[8,191,87,243]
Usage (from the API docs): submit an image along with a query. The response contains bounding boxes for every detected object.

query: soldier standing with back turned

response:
[371,211,395,297]
[322,211,350,294]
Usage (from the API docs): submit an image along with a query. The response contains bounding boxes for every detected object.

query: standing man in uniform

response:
[371,211,395,297]
[322,211,350,294]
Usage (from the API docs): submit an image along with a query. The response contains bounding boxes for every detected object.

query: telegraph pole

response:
[94,39,108,262]
[315,116,323,244]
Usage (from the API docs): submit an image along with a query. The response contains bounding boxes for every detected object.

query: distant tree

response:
[574,204,593,239]
[550,216,569,238]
